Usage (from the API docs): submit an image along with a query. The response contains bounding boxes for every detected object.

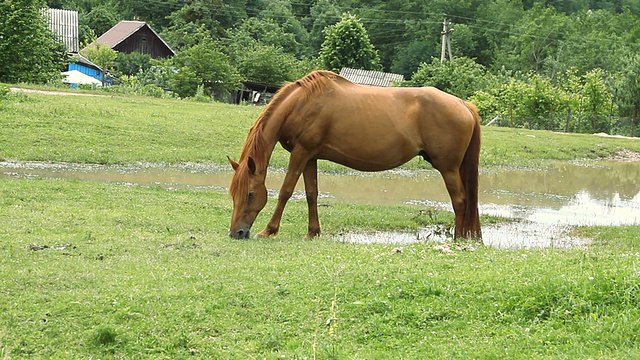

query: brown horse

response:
[228,70,481,240]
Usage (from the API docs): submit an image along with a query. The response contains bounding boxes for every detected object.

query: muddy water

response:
[2,160,639,248]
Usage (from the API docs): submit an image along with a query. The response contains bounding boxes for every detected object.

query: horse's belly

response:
[318,138,418,172]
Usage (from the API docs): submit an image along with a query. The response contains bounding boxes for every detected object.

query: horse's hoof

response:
[304,231,321,240]
[256,230,277,238]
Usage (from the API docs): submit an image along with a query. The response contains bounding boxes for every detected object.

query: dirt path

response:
[10,87,109,97]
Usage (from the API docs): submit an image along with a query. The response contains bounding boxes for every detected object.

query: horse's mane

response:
[230,70,340,196]
[238,70,339,162]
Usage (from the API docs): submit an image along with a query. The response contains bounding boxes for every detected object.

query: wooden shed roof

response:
[91,20,175,57]
[339,67,404,87]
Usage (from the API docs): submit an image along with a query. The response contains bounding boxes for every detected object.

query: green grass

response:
[2,91,640,169]
[1,178,639,358]
[2,91,640,358]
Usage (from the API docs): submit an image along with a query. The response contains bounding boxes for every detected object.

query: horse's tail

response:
[461,101,482,239]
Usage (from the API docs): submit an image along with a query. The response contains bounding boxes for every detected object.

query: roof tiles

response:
[339,67,404,87]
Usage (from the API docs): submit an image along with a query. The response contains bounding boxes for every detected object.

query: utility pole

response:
[440,17,454,62]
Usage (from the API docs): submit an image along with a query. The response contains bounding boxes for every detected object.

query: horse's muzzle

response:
[229,228,250,239]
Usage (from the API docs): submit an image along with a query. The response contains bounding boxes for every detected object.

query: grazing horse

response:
[228,70,481,240]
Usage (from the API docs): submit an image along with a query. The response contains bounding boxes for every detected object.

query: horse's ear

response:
[227,156,240,171]
[247,156,257,174]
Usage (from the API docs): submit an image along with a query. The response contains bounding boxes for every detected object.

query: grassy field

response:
[1,90,640,359]
[3,88,640,169]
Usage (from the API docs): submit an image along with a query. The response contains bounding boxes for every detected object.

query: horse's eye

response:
[248,191,255,200]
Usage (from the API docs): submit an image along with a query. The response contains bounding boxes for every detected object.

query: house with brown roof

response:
[87,21,175,59]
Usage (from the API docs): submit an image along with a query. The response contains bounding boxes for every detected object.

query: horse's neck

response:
[249,106,287,175]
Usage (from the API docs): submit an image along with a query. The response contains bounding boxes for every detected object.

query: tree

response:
[115,51,151,77]
[161,23,211,52]
[118,0,183,30]
[258,0,309,57]
[319,13,381,72]
[391,39,437,79]
[547,10,629,77]
[170,39,239,97]
[82,5,118,37]
[617,55,640,136]
[492,5,569,74]
[82,43,117,86]
[0,0,68,83]
[307,0,342,53]
[224,17,300,56]
[519,72,560,130]
[236,45,298,84]
[169,66,200,98]
[159,0,248,44]
[580,68,613,133]
[406,57,494,99]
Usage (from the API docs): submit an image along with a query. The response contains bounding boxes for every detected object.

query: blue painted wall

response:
[68,63,102,81]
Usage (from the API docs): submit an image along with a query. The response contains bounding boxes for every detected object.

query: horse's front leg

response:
[257,151,308,238]
[303,158,320,239]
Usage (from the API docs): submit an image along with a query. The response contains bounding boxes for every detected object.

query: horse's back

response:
[279,77,477,171]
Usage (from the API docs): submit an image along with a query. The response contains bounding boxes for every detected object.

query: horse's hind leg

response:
[440,169,466,239]
[303,159,321,239]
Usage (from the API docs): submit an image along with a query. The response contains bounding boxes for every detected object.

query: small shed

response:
[46,8,106,86]
[89,21,175,58]
[68,54,108,86]
[339,67,404,87]
[234,81,282,105]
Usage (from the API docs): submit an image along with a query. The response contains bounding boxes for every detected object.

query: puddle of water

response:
[334,222,590,249]
[2,160,639,248]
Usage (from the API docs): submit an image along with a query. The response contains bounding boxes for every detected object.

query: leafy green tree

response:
[474,0,527,67]
[169,66,200,98]
[82,43,118,86]
[556,67,584,132]
[160,0,248,44]
[468,90,501,122]
[170,39,239,97]
[307,0,342,53]
[118,0,183,29]
[161,22,211,52]
[354,2,411,70]
[319,13,381,72]
[547,10,629,77]
[406,57,494,99]
[83,5,118,37]
[78,24,97,48]
[259,0,309,57]
[580,68,614,133]
[617,55,640,136]
[492,5,569,74]
[236,45,298,84]
[519,72,560,129]
[481,75,563,130]
[391,39,437,79]
[115,51,151,76]
[0,0,68,83]
[224,17,299,56]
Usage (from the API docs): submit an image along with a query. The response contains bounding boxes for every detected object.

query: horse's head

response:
[228,156,268,239]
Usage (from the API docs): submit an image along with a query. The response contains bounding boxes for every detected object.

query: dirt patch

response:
[10,87,109,97]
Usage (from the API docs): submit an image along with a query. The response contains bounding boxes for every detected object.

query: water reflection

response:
[334,223,589,249]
